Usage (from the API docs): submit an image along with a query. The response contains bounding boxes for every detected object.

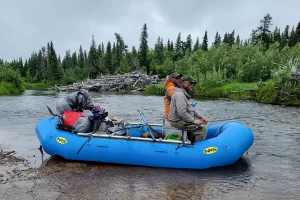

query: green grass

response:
[196,82,259,99]
[144,82,259,100]
[24,82,52,90]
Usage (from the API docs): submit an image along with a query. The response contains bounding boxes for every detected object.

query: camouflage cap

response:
[181,76,197,84]
[169,72,182,78]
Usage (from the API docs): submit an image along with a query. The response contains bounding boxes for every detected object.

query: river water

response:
[0,90,299,199]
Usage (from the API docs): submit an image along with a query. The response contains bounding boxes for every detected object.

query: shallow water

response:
[0,90,300,199]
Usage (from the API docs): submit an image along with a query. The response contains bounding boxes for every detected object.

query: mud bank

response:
[0,147,54,200]
[0,148,28,184]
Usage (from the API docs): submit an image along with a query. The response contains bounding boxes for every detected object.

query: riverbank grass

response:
[144,82,259,100]
[24,82,52,90]
[197,82,259,100]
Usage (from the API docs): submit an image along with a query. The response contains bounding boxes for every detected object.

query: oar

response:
[46,105,60,117]
[137,109,161,140]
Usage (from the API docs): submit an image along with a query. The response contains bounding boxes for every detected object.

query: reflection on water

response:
[0,90,300,199]
[39,155,253,199]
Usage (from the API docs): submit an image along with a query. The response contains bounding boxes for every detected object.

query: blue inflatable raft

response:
[35,113,254,170]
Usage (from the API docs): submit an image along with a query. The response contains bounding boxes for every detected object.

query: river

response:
[0,90,299,200]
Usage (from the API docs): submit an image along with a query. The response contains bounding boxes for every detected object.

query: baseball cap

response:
[169,72,182,79]
[181,76,197,84]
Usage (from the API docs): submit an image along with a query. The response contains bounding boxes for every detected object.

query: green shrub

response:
[144,84,165,96]
[0,64,25,95]
[256,80,278,104]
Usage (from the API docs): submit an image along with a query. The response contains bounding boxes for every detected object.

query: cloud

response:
[1,0,300,61]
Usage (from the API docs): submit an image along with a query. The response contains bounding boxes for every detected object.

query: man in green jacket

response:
[168,76,208,143]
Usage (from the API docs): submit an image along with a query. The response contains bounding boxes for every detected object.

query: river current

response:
[0,90,299,199]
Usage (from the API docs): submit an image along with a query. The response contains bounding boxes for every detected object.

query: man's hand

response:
[193,119,203,125]
[200,116,208,123]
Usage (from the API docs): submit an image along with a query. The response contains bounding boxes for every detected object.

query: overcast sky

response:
[1,0,300,62]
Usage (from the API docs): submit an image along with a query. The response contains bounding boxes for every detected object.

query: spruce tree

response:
[105,41,113,74]
[228,30,235,47]
[273,26,281,43]
[62,50,72,70]
[256,13,273,49]
[223,33,229,44]
[78,45,85,69]
[289,26,297,47]
[185,34,192,54]
[250,29,258,45]
[88,35,100,78]
[295,21,300,45]
[172,32,183,61]
[281,25,290,48]
[114,33,129,72]
[112,42,117,73]
[23,59,28,78]
[213,32,221,46]
[98,45,102,57]
[202,31,208,51]
[71,51,77,67]
[175,32,182,53]
[48,41,61,81]
[131,46,139,70]
[101,42,105,53]
[138,23,149,74]
[167,39,172,51]
[154,36,164,65]
[236,34,241,45]
[193,37,200,51]
[37,50,43,81]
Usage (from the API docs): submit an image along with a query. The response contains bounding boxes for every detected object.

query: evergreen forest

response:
[1,13,300,105]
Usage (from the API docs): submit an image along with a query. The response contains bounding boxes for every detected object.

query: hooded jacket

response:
[163,79,177,120]
[65,89,94,111]
[168,87,202,123]
[56,89,94,115]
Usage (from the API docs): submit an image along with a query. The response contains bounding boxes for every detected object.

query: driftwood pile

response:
[54,71,163,92]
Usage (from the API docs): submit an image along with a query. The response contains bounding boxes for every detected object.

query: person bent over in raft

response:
[56,89,94,115]
[168,76,209,143]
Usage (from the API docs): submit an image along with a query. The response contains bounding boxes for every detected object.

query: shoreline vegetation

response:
[1,13,300,106]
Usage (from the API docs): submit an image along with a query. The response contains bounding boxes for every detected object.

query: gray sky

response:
[1,0,299,62]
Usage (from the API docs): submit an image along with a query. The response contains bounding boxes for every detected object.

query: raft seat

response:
[163,120,188,142]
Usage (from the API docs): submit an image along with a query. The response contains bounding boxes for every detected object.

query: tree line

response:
[1,13,300,105]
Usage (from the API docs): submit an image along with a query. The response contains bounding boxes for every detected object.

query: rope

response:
[253,144,263,155]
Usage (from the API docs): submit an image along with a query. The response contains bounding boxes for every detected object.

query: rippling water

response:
[0,90,300,199]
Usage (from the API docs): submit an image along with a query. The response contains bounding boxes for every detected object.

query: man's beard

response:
[183,86,191,94]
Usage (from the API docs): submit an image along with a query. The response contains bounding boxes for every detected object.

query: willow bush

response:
[0,64,25,95]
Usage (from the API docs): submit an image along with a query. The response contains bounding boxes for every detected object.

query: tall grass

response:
[144,84,165,96]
